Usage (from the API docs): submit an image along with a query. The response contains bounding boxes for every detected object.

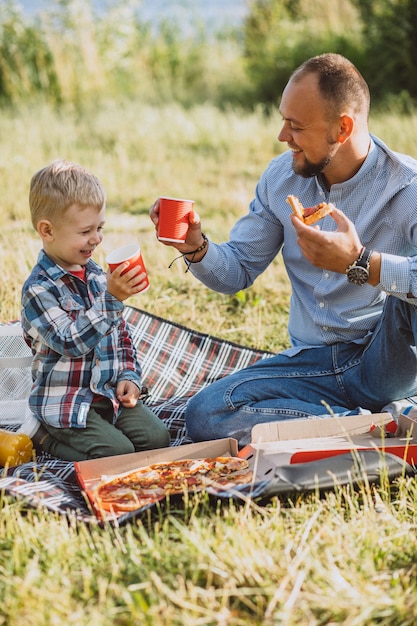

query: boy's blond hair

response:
[29,159,106,229]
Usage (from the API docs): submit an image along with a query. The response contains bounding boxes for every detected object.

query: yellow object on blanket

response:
[0,429,33,467]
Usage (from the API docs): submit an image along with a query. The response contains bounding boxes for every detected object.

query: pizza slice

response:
[286,194,334,225]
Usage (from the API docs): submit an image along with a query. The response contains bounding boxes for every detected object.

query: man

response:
[150,53,417,446]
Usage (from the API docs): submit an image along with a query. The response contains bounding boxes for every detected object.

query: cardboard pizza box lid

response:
[250,412,393,443]
[240,412,417,474]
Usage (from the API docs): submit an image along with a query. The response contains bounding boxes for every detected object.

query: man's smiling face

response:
[277,73,342,180]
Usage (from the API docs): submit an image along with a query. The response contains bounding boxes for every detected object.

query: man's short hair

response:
[291,53,370,119]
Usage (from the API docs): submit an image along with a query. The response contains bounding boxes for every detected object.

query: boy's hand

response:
[116,380,140,408]
[106,264,148,301]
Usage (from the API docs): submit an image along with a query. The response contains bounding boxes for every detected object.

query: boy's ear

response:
[37,219,54,241]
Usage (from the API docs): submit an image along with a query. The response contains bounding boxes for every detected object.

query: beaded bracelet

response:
[185,234,208,259]
[168,233,208,272]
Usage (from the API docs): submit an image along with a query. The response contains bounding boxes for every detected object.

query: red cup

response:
[158,196,194,243]
[106,243,150,293]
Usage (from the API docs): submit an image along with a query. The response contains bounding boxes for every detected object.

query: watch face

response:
[347,266,369,285]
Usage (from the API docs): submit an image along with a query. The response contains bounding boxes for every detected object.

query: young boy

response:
[21,159,170,461]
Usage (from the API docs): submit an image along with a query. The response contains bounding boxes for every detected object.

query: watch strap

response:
[359,247,373,268]
[348,246,373,270]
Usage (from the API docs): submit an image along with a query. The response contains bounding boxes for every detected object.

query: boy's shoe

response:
[30,424,51,453]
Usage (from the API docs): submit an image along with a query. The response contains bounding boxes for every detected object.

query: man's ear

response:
[337,114,354,144]
[37,219,54,241]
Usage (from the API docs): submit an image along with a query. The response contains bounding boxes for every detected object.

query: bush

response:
[241,0,365,109]
[0,1,60,105]
[242,0,417,108]
[1,0,417,111]
[0,0,246,110]
[353,0,417,101]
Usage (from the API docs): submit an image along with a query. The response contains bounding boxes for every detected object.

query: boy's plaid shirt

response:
[21,249,142,429]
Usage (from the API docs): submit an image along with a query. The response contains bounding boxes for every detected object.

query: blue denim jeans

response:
[185,296,417,446]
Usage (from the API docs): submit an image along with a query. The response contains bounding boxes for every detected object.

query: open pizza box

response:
[75,411,416,525]
[75,438,240,524]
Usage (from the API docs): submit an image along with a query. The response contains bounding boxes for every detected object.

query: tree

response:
[242,0,364,108]
[353,0,417,104]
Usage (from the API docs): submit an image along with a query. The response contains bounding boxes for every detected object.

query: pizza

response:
[93,456,252,514]
[286,194,334,225]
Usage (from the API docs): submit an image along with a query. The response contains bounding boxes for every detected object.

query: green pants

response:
[42,398,170,461]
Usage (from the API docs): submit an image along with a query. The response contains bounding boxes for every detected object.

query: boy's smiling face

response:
[38,203,105,272]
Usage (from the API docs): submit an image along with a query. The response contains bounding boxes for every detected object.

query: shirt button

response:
[319,302,325,308]
[322,326,328,331]
[391,283,397,290]
[324,272,329,279]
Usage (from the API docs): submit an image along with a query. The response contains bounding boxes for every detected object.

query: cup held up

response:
[106,243,150,293]
[157,196,194,243]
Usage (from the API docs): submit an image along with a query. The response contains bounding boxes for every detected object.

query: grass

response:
[1,100,417,624]
[2,478,417,625]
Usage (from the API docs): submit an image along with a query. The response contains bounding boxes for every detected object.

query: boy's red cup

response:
[106,243,150,293]
[158,196,194,243]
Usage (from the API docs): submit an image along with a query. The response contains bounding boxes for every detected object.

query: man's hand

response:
[291,207,363,273]
[291,207,381,285]
[116,380,140,408]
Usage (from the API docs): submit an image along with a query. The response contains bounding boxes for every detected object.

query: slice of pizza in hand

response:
[286,195,334,225]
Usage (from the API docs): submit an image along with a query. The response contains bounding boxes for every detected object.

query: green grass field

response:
[1,101,417,625]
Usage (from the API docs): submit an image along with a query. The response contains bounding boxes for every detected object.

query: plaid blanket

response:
[126,306,273,446]
[0,306,273,523]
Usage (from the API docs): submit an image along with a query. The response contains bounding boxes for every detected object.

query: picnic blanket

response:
[1,306,414,524]
[0,305,273,523]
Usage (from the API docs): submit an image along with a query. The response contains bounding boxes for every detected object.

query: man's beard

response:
[292,153,332,178]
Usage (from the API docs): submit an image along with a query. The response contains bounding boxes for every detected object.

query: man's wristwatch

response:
[346,247,373,285]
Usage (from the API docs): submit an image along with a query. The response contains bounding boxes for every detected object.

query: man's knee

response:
[185,394,202,440]
[185,391,217,441]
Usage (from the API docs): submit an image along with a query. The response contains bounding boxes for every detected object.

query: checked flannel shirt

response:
[21,249,142,429]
